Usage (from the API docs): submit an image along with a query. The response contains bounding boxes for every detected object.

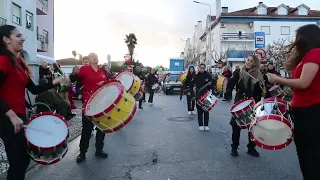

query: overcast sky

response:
[54,0,320,67]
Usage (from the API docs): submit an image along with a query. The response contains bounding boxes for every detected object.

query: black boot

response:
[76,152,86,163]
[230,148,239,157]
[95,151,108,158]
[247,148,259,157]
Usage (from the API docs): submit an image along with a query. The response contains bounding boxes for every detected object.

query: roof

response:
[56,58,82,66]
[222,4,320,18]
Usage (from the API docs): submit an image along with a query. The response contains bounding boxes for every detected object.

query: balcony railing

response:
[37,34,48,43]
[221,33,254,41]
[227,50,254,58]
[0,17,7,26]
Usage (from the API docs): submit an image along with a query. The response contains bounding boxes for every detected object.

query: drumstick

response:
[22,125,53,135]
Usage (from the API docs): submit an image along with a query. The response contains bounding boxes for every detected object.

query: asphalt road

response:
[25,93,302,180]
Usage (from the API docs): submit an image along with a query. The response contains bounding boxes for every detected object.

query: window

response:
[257,7,267,15]
[261,26,270,35]
[12,3,21,25]
[278,7,287,15]
[299,8,308,15]
[26,11,33,30]
[281,26,290,35]
[174,62,179,66]
[43,30,49,43]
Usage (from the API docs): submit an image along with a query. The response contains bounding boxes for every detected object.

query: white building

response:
[198,1,320,71]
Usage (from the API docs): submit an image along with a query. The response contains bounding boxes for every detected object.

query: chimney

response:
[222,7,228,14]
[258,2,263,4]
[216,0,221,17]
[198,21,202,31]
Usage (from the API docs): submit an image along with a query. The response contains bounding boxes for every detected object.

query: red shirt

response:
[77,65,108,103]
[0,56,29,114]
[291,48,320,108]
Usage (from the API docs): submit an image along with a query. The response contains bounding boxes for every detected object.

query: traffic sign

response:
[254,48,267,61]
[254,32,265,49]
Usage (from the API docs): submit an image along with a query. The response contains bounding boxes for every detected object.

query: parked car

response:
[162,74,183,95]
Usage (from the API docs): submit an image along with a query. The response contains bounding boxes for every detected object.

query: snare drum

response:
[217,76,227,93]
[268,85,283,97]
[84,80,137,133]
[152,83,161,93]
[25,112,69,165]
[197,91,218,112]
[229,97,255,129]
[249,97,293,150]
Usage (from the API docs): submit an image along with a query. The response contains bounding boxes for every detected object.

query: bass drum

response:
[216,76,228,93]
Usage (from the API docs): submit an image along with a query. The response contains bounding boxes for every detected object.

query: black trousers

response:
[79,114,105,153]
[0,114,30,180]
[148,88,154,103]
[230,117,256,149]
[138,99,143,108]
[186,95,195,111]
[292,104,320,180]
[196,104,209,126]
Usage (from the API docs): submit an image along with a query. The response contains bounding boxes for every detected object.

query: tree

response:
[266,38,292,71]
[124,33,138,62]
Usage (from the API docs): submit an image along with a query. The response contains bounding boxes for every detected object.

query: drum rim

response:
[33,148,68,165]
[83,80,124,118]
[198,91,210,102]
[102,104,137,133]
[114,70,135,91]
[229,97,255,115]
[249,114,293,150]
[206,98,218,112]
[25,112,69,151]
[254,97,289,110]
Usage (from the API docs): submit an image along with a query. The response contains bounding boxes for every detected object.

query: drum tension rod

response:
[117,108,121,112]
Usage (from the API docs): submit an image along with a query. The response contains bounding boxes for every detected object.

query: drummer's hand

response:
[266,73,280,84]
[7,112,23,133]
[97,81,104,86]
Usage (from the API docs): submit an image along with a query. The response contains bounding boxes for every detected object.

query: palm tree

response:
[124,33,137,62]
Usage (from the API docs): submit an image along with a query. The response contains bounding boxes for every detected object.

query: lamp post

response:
[193,1,212,67]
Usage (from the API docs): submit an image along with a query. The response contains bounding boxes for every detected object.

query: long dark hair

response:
[0,25,31,75]
[186,66,195,78]
[285,24,320,71]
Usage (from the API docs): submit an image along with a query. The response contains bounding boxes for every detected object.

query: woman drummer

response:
[0,25,66,180]
[267,24,320,179]
[182,66,196,114]
[228,55,264,157]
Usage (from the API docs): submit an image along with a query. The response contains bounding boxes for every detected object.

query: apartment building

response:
[190,1,320,71]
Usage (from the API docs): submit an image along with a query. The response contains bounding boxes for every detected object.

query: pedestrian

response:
[146,69,158,104]
[133,65,146,109]
[266,24,320,179]
[191,63,214,131]
[74,53,108,163]
[181,65,196,115]
[0,25,66,180]
[228,55,264,157]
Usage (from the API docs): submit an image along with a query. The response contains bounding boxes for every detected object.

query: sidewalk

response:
[0,108,83,177]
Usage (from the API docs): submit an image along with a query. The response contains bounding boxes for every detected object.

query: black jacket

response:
[134,71,146,81]
[191,71,213,98]
[146,73,158,88]
[181,72,196,97]
[39,66,53,84]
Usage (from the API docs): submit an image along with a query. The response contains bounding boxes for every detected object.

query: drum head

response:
[85,82,121,116]
[116,72,134,91]
[25,115,68,148]
[230,99,253,113]
[152,84,159,89]
[250,115,293,149]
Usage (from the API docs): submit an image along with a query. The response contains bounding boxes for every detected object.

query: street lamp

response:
[193,0,212,66]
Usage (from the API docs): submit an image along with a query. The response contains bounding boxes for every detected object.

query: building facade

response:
[187,1,320,72]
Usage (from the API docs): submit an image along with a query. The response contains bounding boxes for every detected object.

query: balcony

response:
[37,34,48,52]
[0,17,6,26]
[37,0,48,15]
[227,50,254,59]
[221,33,254,42]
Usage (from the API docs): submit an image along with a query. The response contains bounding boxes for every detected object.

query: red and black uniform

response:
[76,65,109,163]
[290,48,320,179]
[0,55,53,180]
